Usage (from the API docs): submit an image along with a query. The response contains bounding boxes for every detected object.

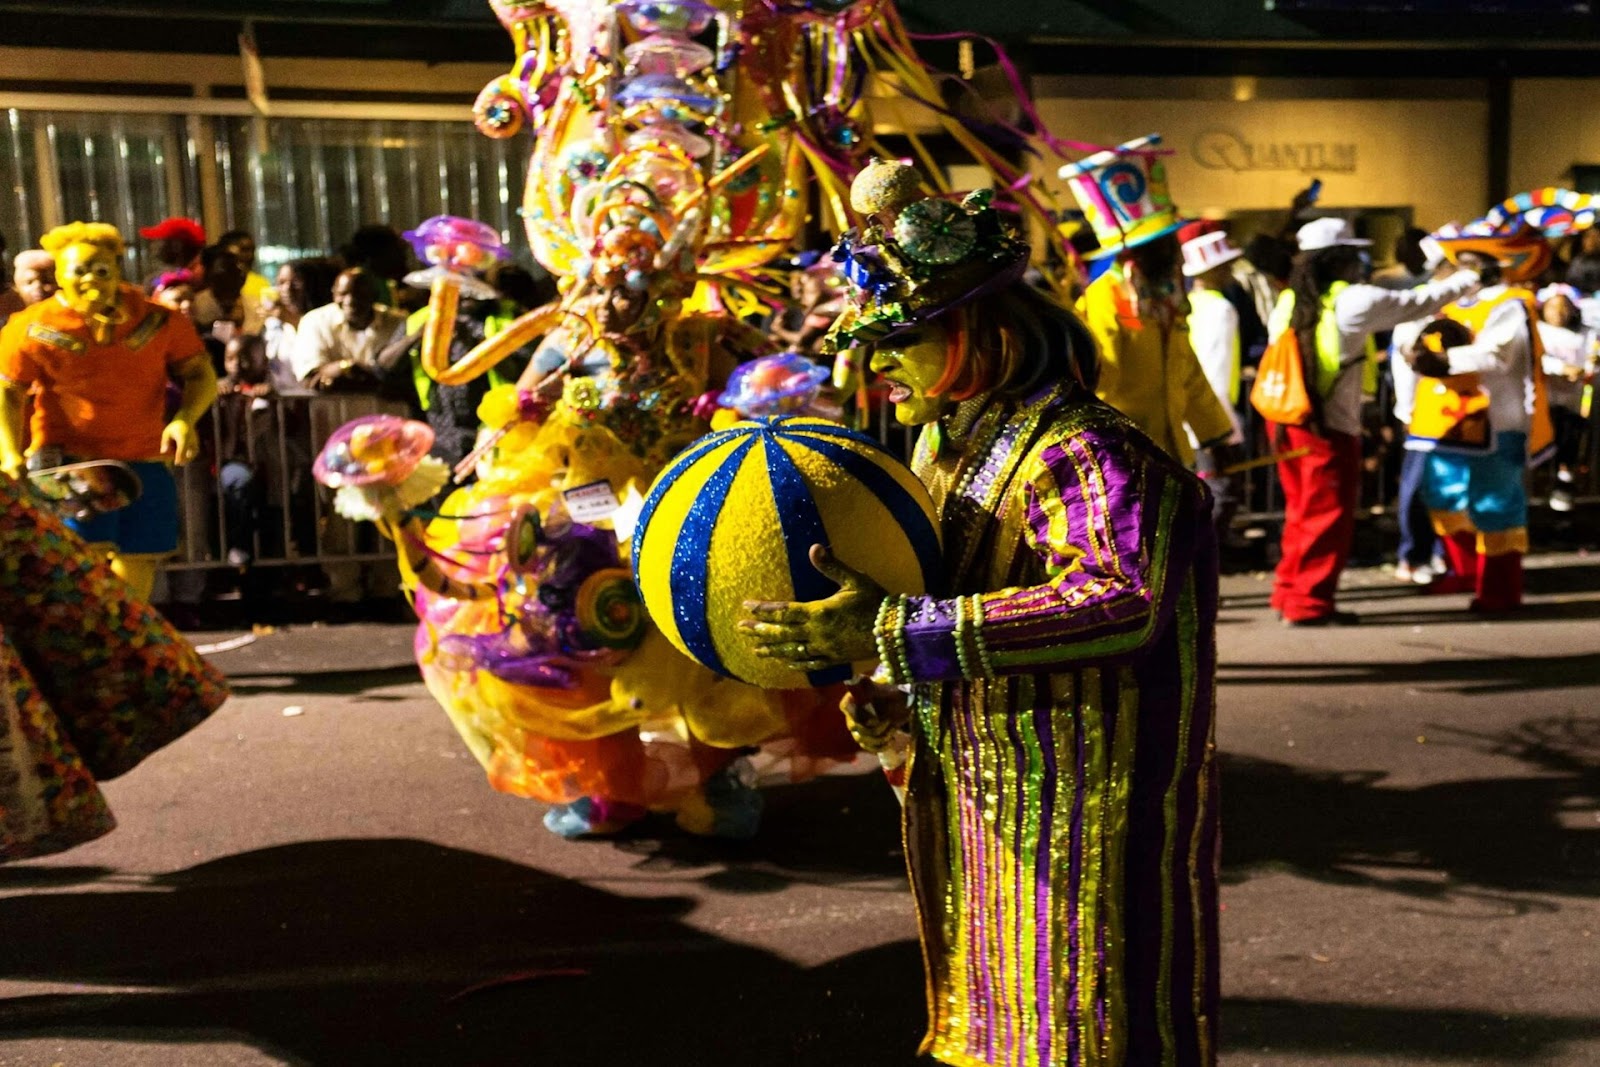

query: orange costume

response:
[0,284,206,461]
[0,224,216,603]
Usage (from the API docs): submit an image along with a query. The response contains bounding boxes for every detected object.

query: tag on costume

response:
[610,485,646,545]
[562,480,621,523]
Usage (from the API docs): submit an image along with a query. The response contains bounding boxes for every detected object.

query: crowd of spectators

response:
[0,200,1591,622]
[0,217,552,622]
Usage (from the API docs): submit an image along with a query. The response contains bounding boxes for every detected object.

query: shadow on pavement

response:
[1221,715,1600,898]
[1222,561,1600,617]
[607,769,908,892]
[1222,584,1424,610]
[1220,651,1600,694]
[224,665,420,698]
[1228,997,1600,1062]
[1355,598,1600,625]
[5,834,1596,1066]
[0,838,929,1066]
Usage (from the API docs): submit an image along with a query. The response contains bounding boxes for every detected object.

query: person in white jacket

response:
[1267,217,1479,626]
[1182,222,1247,543]
[1405,238,1552,614]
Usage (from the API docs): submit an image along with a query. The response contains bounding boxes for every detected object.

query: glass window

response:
[213,116,531,280]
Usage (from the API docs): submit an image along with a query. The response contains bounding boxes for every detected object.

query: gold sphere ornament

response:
[849,159,925,217]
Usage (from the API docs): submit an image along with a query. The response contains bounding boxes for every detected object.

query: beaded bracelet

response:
[952,594,973,679]
[969,594,996,677]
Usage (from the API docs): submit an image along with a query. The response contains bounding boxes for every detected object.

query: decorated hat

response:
[1057,134,1182,261]
[1180,227,1243,278]
[1485,187,1599,238]
[820,160,1031,354]
[1432,217,1552,285]
[1426,188,1600,285]
[1537,282,1581,306]
[313,415,435,488]
[1296,217,1371,252]
[138,217,206,247]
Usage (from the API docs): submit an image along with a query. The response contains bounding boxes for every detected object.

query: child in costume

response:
[0,223,218,600]
[1405,221,1555,613]
[0,475,228,861]
[743,161,1222,1067]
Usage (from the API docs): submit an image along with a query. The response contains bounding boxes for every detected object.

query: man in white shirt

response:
[290,266,410,609]
[290,267,408,389]
[1266,217,1479,626]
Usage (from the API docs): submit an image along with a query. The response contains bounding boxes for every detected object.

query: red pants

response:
[1272,426,1361,622]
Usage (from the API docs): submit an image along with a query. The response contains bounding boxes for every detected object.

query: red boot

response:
[1430,531,1479,596]
[1473,551,1523,614]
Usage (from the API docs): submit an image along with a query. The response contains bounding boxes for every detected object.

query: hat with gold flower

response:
[819,160,1031,355]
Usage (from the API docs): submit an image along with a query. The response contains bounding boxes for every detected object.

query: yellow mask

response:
[868,321,951,426]
[55,241,124,323]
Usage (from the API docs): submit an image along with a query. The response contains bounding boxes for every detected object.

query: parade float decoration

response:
[314,0,1097,839]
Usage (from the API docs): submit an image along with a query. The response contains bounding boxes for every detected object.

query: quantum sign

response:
[1193,129,1357,175]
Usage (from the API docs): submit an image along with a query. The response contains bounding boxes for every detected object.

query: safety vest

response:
[1409,287,1554,463]
[1268,281,1378,398]
[407,303,521,412]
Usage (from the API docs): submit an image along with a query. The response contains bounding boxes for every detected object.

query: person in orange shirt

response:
[0,222,217,599]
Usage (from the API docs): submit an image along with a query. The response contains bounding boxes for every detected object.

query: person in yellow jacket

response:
[1077,232,1238,467]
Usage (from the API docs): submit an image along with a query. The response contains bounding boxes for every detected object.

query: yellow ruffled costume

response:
[411,383,853,836]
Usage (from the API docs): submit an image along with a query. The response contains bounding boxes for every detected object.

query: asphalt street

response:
[1,555,1598,1066]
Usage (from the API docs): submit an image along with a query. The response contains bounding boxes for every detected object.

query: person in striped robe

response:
[740,162,1220,1066]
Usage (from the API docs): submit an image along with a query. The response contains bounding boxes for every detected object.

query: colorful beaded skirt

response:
[0,478,229,862]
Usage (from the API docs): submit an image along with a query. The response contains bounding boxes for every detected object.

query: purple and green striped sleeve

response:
[876,428,1197,685]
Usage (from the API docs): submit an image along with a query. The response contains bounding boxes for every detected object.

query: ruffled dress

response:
[0,478,229,862]
[409,379,854,832]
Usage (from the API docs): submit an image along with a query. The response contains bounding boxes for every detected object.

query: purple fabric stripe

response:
[1066,687,1086,1064]
[957,687,996,1060]
[1033,693,1058,1066]
[1001,681,1029,1060]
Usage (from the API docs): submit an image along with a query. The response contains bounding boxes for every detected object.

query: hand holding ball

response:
[631,417,941,689]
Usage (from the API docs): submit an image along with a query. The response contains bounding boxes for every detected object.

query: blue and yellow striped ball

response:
[632,416,942,689]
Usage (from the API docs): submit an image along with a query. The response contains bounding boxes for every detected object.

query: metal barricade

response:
[857,368,1600,525]
[167,379,1596,579]
[168,392,402,572]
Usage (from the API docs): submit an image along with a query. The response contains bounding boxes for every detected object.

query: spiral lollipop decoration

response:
[574,568,648,651]
[474,75,531,139]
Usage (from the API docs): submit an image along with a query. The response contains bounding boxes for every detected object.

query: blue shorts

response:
[1423,431,1528,534]
[66,460,180,555]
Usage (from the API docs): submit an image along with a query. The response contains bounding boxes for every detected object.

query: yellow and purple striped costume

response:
[875,385,1220,1066]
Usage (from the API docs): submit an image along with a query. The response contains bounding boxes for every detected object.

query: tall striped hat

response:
[632,416,942,690]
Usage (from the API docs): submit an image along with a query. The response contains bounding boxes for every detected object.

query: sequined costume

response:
[0,477,229,862]
[874,385,1220,1067]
